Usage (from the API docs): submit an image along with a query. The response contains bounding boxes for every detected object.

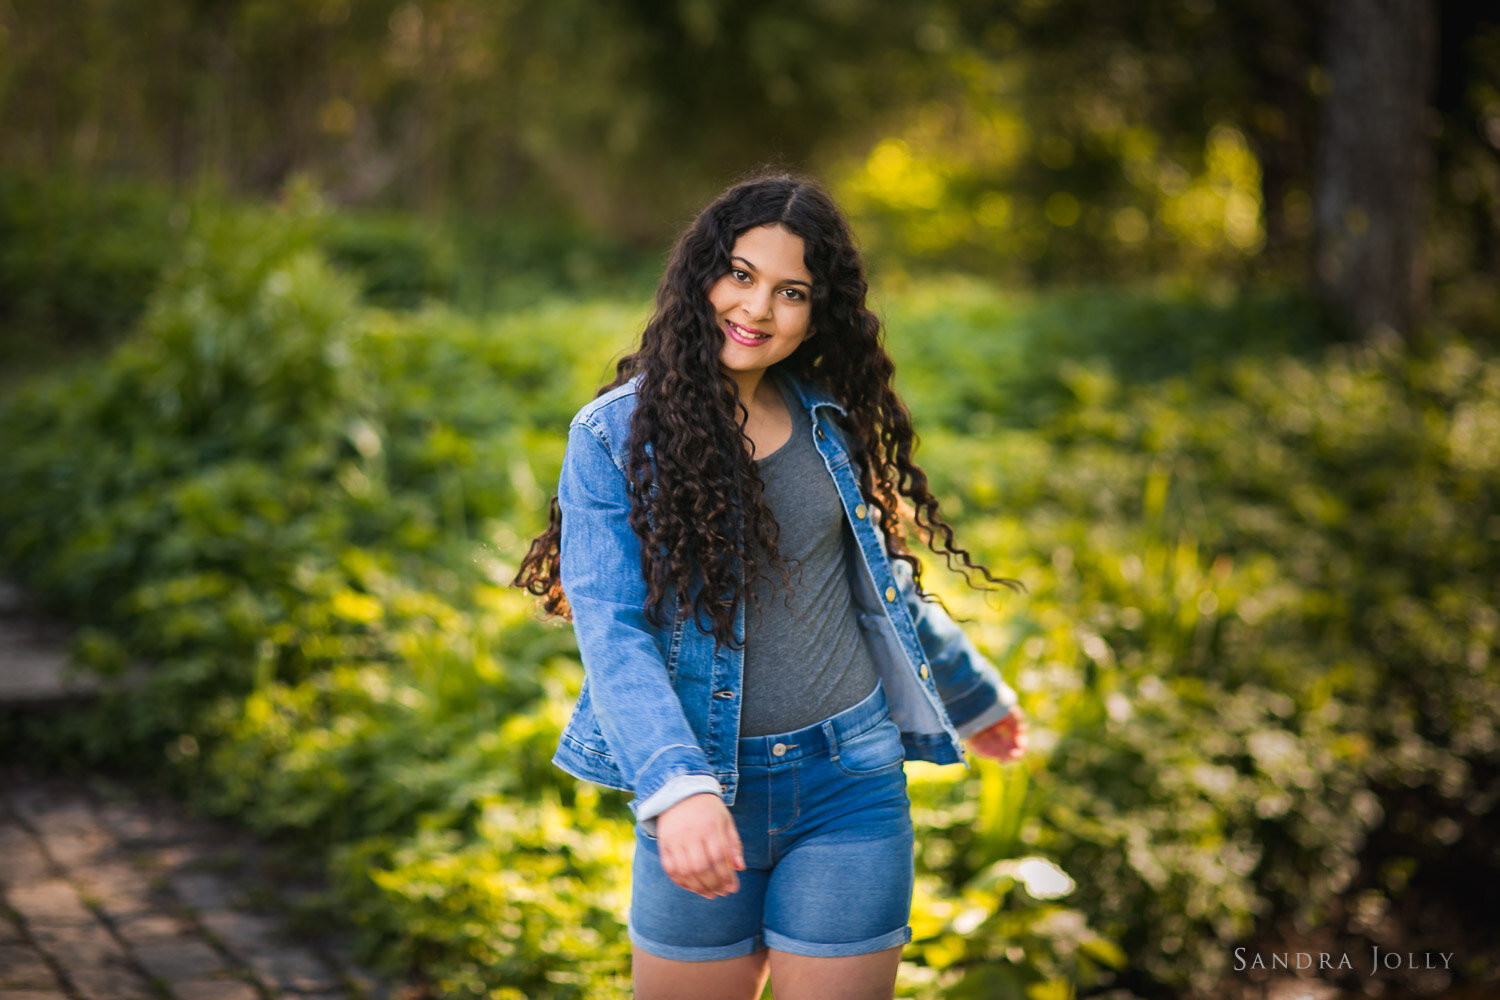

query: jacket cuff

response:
[632,773,725,835]
[955,698,1016,740]
[944,667,1018,731]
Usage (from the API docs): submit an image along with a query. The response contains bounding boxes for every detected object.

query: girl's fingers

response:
[690,846,723,896]
[655,793,745,898]
[969,709,1029,760]
[724,814,746,870]
[704,825,740,895]
[668,860,709,897]
[711,851,738,893]
[666,835,736,898]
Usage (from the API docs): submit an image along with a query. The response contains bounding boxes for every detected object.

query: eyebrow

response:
[732,255,812,288]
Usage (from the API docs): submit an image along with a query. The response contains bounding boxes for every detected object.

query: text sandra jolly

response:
[1234,946,1455,976]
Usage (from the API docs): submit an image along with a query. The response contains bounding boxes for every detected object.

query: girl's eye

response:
[781,287,806,302]
[731,268,751,282]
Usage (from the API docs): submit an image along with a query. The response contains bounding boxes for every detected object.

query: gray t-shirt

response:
[740,379,880,736]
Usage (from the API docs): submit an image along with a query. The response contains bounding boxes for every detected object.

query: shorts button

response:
[885,586,897,602]
[772,742,788,757]
[816,427,826,440]
[855,503,867,519]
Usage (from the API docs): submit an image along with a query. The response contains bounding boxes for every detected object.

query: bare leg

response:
[632,946,770,1000]
[767,945,904,1000]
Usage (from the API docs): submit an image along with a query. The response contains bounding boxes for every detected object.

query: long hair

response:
[514,173,1014,647]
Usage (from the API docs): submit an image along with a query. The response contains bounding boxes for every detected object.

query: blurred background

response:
[1,1,1498,998]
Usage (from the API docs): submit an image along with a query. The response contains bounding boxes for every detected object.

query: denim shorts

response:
[629,681,915,960]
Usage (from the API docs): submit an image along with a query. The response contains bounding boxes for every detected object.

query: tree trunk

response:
[1313,0,1437,341]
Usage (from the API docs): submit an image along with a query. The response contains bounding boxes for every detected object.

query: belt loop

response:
[821,718,840,757]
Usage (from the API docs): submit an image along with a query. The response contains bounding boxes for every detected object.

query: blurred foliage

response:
[873,275,1331,431]
[0,174,649,384]
[321,211,461,310]
[3,0,1497,321]
[0,200,636,996]
[0,175,180,347]
[0,0,952,237]
[2,194,1497,998]
[900,335,1500,994]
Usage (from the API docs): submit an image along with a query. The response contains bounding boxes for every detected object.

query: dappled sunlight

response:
[1158,126,1265,255]
[827,31,1277,285]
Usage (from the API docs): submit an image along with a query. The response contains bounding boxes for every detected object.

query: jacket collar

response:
[609,369,846,417]
[779,369,848,417]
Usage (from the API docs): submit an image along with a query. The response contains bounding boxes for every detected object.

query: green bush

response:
[322,213,460,310]
[0,173,654,388]
[0,196,644,996]
[906,336,1500,994]
[880,276,1333,432]
[0,174,179,348]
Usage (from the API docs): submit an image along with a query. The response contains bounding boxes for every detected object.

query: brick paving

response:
[0,580,407,1000]
[0,767,403,1000]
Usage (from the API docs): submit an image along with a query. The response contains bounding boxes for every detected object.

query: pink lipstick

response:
[725,320,769,346]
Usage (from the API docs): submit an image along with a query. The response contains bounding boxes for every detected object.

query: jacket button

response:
[772,742,788,757]
[855,504,867,520]
[919,663,929,679]
[816,426,826,440]
[714,689,734,699]
[885,586,897,602]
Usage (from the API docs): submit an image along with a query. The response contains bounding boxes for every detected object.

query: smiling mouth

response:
[725,320,769,346]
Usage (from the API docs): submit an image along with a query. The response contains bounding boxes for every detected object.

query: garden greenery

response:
[1,194,1496,999]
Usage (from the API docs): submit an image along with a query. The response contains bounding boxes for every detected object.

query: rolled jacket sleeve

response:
[892,556,1019,737]
[557,419,717,814]
[633,774,725,835]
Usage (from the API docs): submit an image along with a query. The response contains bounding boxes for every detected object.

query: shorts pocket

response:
[831,716,906,778]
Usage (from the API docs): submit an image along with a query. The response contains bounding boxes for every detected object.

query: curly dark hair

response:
[514,173,1014,647]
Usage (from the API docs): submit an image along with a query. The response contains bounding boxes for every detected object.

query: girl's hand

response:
[967,707,1028,761]
[654,793,746,899]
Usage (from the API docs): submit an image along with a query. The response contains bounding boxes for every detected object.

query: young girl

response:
[515,174,1026,1000]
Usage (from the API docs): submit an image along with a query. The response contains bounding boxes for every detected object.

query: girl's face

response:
[708,224,814,383]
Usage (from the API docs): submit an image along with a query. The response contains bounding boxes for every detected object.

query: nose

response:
[745,286,774,321]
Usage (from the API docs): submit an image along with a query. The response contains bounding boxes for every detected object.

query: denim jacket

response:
[551,372,1018,825]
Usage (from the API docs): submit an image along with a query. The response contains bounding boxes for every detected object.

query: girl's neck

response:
[728,369,779,418]
[730,368,793,458]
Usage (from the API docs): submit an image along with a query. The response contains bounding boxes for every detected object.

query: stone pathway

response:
[0,768,404,1000]
[0,581,99,707]
[0,580,411,1000]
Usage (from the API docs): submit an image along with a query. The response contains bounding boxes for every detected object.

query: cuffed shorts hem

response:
[628,922,764,962]
[762,924,912,958]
